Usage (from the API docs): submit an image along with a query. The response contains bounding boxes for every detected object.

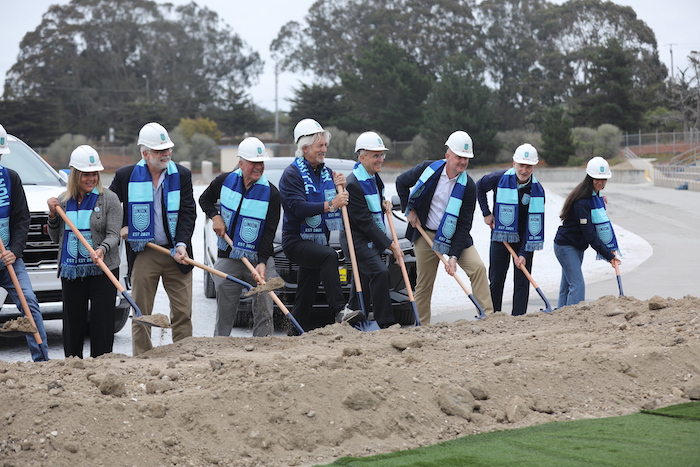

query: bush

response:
[495,130,542,163]
[402,135,431,165]
[572,124,622,161]
[46,134,89,168]
[572,127,597,159]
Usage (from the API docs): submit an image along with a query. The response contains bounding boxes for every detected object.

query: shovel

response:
[223,234,304,335]
[145,243,283,297]
[503,242,553,313]
[0,238,48,356]
[614,257,624,297]
[55,206,170,328]
[385,209,419,326]
[415,224,486,319]
[339,186,381,332]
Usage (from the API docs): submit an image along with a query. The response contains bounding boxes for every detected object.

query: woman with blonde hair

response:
[47,145,122,358]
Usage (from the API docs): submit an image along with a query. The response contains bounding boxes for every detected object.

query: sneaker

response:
[336,307,364,325]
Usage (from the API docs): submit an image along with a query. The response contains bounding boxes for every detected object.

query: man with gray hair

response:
[278,119,360,333]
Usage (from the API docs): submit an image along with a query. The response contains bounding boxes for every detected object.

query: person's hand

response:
[446,256,457,276]
[406,210,421,228]
[0,250,16,267]
[212,215,226,238]
[383,199,393,213]
[120,226,128,240]
[173,245,189,264]
[91,248,105,264]
[389,242,404,261]
[333,172,346,189]
[253,263,267,285]
[484,214,495,229]
[331,191,348,210]
[514,255,526,269]
[47,197,59,218]
[603,195,608,206]
[611,256,621,268]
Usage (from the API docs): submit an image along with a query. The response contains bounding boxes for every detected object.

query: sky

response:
[1,0,699,114]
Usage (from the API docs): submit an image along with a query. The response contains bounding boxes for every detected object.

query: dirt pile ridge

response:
[1,295,699,466]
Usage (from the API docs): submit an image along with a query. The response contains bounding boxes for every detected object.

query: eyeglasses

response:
[362,152,386,160]
[149,148,171,156]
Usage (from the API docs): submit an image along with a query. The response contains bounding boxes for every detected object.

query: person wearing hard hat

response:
[343,131,404,328]
[554,157,621,307]
[47,146,122,358]
[396,131,494,324]
[198,137,281,337]
[476,143,546,316]
[278,119,359,333]
[0,123,49,361]
[108,122,196,356]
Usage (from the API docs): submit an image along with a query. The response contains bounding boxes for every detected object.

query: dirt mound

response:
[1,295,699,466]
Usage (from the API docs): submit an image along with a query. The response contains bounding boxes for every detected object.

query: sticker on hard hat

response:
[90,156,95,163]
[257,148,262,155]
[524,152,530,158]
[0,137,4,145]
[464,143,469,150]
[160,133,166,141]
[599,166,605,172]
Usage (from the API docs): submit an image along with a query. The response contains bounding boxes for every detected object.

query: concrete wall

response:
[466,167,648,184]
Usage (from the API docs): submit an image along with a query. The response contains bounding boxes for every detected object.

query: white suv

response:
[0,134,130,332]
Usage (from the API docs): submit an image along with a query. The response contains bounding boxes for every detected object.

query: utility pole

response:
[666,43,677,83]
[274,63,280,141]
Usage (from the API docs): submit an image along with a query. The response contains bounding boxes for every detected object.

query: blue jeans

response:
[0,259,49,361]
[554,243,585,308]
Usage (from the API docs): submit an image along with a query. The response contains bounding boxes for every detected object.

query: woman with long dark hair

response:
[554,157,621,308]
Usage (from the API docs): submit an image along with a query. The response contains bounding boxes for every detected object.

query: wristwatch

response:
[449,255,458,261]
[327,201,337,212]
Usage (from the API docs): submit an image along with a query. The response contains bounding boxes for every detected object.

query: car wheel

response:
[203,270,216,298]
[114,298,130,333]
[393,304,416,326]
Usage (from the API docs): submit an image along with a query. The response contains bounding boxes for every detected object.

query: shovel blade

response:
[243,276,285,297]
[352,319,381,332]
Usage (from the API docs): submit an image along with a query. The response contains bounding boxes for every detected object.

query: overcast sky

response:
[2,0,699,114]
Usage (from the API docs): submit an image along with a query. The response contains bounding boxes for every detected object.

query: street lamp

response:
[142,74,150,102]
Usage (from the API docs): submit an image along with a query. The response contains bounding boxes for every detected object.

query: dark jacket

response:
[396,160,477,257]
[1,167,30,259]
[198,172,281,265]
[554,198,616,261]
[345,171,392,252]
[108,162,196,274]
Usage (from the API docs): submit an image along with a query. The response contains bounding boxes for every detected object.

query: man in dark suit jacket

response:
[396,131,493,324]
[109,122,196,355]
[343,131,403,328]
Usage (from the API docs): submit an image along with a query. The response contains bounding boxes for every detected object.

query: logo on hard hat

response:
[160,133,166,142]
[464,143,469,151]
[599,166,605,172]
[0,137,4,146]
[524,152,530,158]
[377,138,382,145]
[257,147,262,155]
[89,156,95,163]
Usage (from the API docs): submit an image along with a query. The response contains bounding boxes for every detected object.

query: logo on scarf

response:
[498,205,515,227]
[595,224,613,244]
[0,218,9,244]
[67,235,79,258]
[79,232,92,257]
[240,219,261,243]
[443,216,457,239]
[324,189,336,201]
[132,205,150,232]
[528,214,542,236]
[305,214,322,228]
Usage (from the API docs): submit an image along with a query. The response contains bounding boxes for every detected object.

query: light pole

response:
[142,74,150,102]
[274,63,279,141]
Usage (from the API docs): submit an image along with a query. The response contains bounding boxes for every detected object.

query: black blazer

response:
[395,160,477,257]
[108,162,196,274]
[345,171,392,253]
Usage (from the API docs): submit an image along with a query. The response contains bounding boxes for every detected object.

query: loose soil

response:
[0,317,37,334]
[1,295,699,467]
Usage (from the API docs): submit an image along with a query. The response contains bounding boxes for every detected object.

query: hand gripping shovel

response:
[415,224,486,319]
[339,186,381,332]
[0,239,48,359]
[223,234,304,335]
[145,243,284,297]
[502,242,553,313]
[385,209,420,326]
[55,206,170,328]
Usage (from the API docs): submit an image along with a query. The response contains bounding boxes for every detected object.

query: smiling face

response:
[239,159,265,187]
[302,135,328,168]
[513,162,535,183]
[444,148,469,178]
[592,178,607,193]
[78,171,100,197]
[359,150,386,175]
[143,147,172,172]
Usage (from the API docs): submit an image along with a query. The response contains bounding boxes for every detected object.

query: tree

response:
[335,36,434,141]
[421,58,499,165]
[287,83,348,129]
[0,97,61,147]
[4,0,262,142]
[178,118,222,142]
[540,106,575,166]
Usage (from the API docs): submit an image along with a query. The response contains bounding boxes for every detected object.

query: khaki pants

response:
[131,246,193,355]
[414,230,494,324]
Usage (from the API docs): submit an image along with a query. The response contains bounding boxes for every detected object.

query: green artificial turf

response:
[321,402,700,467]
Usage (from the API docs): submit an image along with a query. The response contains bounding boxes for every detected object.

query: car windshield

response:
[4,137,64,186]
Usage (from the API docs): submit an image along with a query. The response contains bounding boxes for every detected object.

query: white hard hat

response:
[444,130,474,158]
[293,118,325,143]
[0,124,10,155]
[586,156,612,179]
[512,143,539,165]
[355,131,388,153]
[238,137,270,162]
[137,122,174,150]
[69,145,105,172]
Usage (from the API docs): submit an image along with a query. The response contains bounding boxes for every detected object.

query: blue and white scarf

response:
[407,160,467,254]
[493,168,545,251]
[218,169,270,263]
[127,159,180,252]
[0,166,12,253]
[59,188,101,279]
[589,191,620,260]
[293,157,343,244]
[353,161,385,233]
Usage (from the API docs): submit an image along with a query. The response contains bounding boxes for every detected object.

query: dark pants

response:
[62,269,117,358]
[284,240,346,331]
[489,241,533,316]
[347,241,394,327]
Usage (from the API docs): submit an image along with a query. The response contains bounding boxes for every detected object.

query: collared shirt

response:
[152,170,168,245]
[426,169,458,230]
